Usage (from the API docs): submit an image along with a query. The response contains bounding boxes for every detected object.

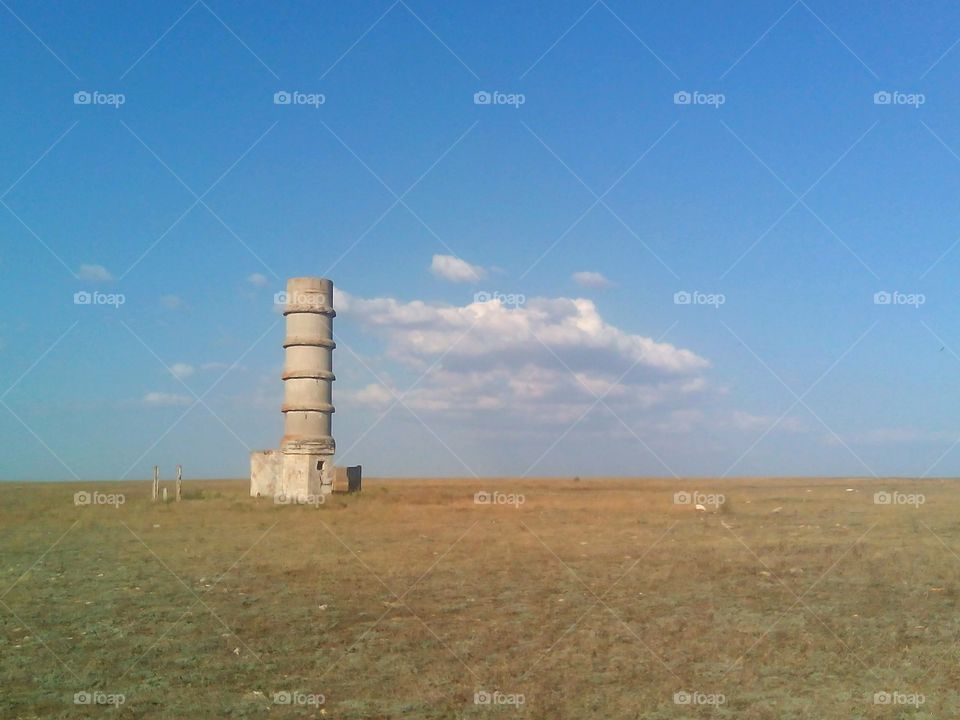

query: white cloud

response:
[160,294,184,310]
[731,411,805,433]
[200,362,231,371]
[572,271,613,289]
[339,291,710,426]
[821,427,956,446]
[429,254,486,283]
[341,293,707,373]
[346,383,394,407]
[169,363,194,379]
[77,264,113,282]
[653,409,705,434]
[247,273,269,287]
[143,392,192,407]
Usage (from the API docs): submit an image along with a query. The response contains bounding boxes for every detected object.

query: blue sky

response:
[2,0,960,480]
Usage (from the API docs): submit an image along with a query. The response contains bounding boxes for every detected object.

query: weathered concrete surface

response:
[252,277,350,500]
[333,465,362,493]
[281,277,336,458]
[252,452,336,501]
[333,466,348,493]
[250,450,280,497]
[278,453,322,500]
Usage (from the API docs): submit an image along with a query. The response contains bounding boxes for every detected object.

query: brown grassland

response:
[1,477,959,718]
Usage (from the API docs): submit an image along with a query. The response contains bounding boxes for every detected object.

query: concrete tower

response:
[250,277,339,499]
[280,277,336,495]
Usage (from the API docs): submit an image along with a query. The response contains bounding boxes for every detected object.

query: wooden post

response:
[176,465,182,502]
[152,466,159,502]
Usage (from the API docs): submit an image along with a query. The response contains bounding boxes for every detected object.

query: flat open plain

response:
[1,477,958,718]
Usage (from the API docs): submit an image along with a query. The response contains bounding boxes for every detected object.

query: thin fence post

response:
[152,466,159,502]
[176,465,182,502]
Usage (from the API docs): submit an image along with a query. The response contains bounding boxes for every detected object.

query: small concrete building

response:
[251,277,358,500]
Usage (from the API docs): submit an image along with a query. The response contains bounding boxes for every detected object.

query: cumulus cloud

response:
[338,291,710,426]
[572,271,613,289]
[77,264,113,282]
[169,363,194,379]
[429,254,486,283]
[143,392,192,407]
[247,273,269,287]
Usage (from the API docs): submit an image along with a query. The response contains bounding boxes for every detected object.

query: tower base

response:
[250,450,336,500]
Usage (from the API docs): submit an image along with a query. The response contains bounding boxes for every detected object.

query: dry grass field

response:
[2,477,959,719]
